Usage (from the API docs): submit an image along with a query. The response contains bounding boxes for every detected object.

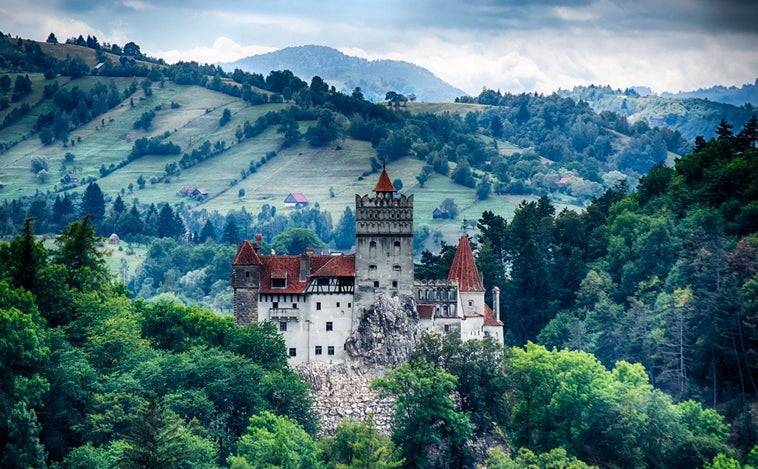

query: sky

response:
[2,0,757,96]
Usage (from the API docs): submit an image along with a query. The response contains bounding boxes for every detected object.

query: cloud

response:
[151,36,276,65]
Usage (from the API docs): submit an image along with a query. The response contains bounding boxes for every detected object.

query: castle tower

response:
[448,235,485,316]
[231,237,263,325]
[353,167,414,328]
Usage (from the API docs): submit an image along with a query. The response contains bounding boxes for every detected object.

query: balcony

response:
[269,308,300,321]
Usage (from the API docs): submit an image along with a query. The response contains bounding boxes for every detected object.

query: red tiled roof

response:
[285,193,308,203]
[448,235,484,292]
[373,167,396,193]
[417,304,434,319]
[311,256,355,277]
[232,240,263,265]
[483,304,503,326]
[258,254,356,294]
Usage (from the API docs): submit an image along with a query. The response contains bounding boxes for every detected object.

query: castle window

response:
[245,271,250,278]
[336,302,340,307]
[288,348,296,357]
[315,346,322,355]
[326,321,333,331]
[394,240,401,255]
[468,300,474,307]
[369,264,377,271]
[272,278,286,288]
[444,324,450,332]
[316,302,322,311]
[369,241,377,258]
[373,281,379,288]
[348,302,352,308]
[279,321,287,332]
[327,346,335,355]
[393,264,401,271]
[392,281,398,288]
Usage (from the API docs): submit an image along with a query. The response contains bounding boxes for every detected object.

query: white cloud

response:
[150,36,276,65]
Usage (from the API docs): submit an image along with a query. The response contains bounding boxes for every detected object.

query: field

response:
[0,76,582,250]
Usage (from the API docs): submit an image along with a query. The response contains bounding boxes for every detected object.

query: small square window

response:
[288,348,297,357]
[316,302,322,311]
[392,281,398,288]
[315,346,322,355]
[279,321,287,332]
[326,321,333,331]
[444,324,450,332]
[348,302,352,308]
[373,281,379,288]
[327,346,335,355]
[336,302,340,307]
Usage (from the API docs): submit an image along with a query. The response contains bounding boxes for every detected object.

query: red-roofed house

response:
[284,193,309,208]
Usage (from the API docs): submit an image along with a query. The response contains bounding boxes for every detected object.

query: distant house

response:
[177,186,209,200]
[62,173,78,184]
[284,193,309,208]
[108,233,120,245]
[191,187,209,200]
[432,207,450,219]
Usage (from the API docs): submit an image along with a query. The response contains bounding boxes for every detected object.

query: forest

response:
[1,32,758,468]
[0,119,757,468]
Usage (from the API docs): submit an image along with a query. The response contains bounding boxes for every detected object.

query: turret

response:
[231,238,263,325]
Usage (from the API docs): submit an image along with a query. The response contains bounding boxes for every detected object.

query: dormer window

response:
[271,271,287,289]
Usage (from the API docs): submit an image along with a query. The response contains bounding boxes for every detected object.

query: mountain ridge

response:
[219,45,468,103]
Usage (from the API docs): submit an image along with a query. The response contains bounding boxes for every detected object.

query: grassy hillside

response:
[0,70,545,246]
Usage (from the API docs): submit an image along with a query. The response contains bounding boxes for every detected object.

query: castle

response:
[231,167,503,364]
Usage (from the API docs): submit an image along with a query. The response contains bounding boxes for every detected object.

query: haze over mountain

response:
[220,45,468,103]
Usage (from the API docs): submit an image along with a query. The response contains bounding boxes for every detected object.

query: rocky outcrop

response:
[295,294,420,435]
[345,293,421,367]
[296,361,394,435]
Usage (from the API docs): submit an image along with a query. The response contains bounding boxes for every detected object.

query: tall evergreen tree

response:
[80,182,105,223]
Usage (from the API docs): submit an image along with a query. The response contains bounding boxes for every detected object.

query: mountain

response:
[219,45,468,103]
[661,78,758,106]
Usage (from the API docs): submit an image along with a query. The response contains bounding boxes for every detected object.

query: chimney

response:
[300,248,312,282]
[254,233,262,251]
[493,286,501,322]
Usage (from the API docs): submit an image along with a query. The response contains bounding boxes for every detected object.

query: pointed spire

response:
[448,235,484,292]
[232,239,263,265]
[373,165,396,194]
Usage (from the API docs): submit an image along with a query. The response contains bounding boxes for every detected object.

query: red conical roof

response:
[448,235,484,292]
[373,166,396,193]
[232,239,263,265]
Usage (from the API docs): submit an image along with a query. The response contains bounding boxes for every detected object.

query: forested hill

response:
[555,84,756,141]
[220,45,468,102]
[662,78,758,107]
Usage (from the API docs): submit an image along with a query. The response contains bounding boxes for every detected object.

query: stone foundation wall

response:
[296,361,394,435]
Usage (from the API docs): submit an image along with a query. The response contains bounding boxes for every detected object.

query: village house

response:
[284,192,309,208]
[231,168,503,364]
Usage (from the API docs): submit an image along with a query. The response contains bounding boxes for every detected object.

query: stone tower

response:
[231,237,263,325]
[353,167,414,328]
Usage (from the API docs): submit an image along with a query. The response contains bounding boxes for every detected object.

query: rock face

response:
[296,361,394,435]
[345,293,421,367]
[296,293,421,435]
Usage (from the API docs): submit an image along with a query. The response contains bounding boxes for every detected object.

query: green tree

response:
[221,216,241,245]
[270,227,326,255]
[53,217,110,292]
[372,360,474,468]
[81,182,106,223]
[119,397,210,469]
[233,411,320,469]
[157,204,185,239]
[333,207,356,251]
[220,107,231,126]
[321,415,402,469]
